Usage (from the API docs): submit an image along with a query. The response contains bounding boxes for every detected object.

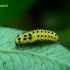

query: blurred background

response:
[0,0,70,50]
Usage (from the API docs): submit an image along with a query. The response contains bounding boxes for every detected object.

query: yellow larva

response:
[15,29,59,49]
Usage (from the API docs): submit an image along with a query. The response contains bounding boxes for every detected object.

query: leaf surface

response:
[0,27,70,70]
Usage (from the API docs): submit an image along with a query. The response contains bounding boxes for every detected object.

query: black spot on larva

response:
[18,40,20,43]
[48,31,50,33]
[48,36,50,37]
[24,35,27,37]
[45,35,46,37]
[38,35,39,37]
[32,41,34,43]
[58,36,59,38]
[29,33,32,36]
[45,31,46,33]
[33,31,34,34]
[47,40,49,41]
[37,31,38,33]
[18,38,21,40]
[27,42,29,43]
[23,38,27,40]
[41,39,42,40]
[51,36,53,38]
[29,36,32,40]
[41,31,43,33]
[37,39,39,41]
[58,39,59,41]
[54,37,55,39]
[41,35,43,36]
[44,39,46,41]
[52,32,54,34]
[55,34,57,36]
[17,35,19,37]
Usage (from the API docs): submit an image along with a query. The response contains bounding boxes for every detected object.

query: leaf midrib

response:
[0,49,70,67]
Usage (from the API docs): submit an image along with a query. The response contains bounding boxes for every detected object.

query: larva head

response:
[15,34,23,49]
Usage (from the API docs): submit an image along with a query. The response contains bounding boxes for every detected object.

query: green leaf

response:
[0,27,70,70]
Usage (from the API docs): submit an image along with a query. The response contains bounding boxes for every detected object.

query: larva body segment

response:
[15,29,59,48]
